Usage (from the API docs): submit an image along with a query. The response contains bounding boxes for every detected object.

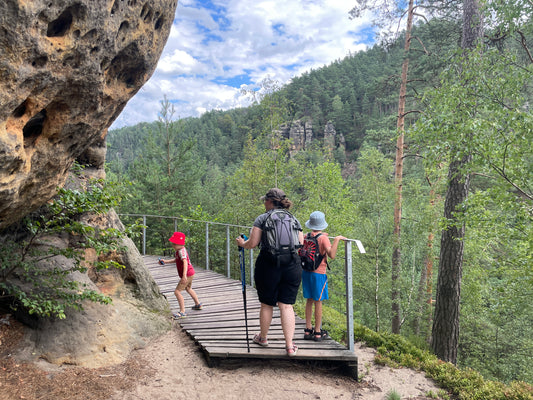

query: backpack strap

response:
[311,232,329,270]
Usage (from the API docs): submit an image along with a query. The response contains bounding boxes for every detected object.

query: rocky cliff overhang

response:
[0,0,177,230]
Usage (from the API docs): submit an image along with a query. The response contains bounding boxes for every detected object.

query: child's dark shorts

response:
[254,251,302,306]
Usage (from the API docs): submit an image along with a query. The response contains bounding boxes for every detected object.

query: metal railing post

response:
[205,222,210,270]
[345,240,354,352]
[142,215,146,255]
[226,225,231,278]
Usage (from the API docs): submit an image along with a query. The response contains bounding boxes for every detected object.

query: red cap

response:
[168,232,186,245]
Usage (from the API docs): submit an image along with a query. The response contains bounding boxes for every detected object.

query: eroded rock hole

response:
[83,28,97,40]
[140,3,152,20]
[47,8,73,37]
[154,16,164,30]
[106,43,146,88]
[111,0,119,15]
[23,109,47,147]
[118,20,129,34]
[31,55,48,68]
[12,101,28,118]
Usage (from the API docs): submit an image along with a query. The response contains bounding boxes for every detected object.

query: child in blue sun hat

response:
[301,211,345,341]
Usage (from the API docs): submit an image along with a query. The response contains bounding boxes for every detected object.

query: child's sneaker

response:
[191,303,203,310]
[172,311,187,319]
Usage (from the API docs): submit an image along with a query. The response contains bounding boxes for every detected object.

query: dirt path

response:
[108,322,441,400]
[1,318,443,400]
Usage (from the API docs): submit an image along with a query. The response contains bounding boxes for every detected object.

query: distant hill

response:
[106,20,461,172]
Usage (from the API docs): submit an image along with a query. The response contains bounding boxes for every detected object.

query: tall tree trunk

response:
[413,183,438,340]
[431,0,483,364]
[391,0,415,334]
[431,158,470,363]
[424,230,435,342]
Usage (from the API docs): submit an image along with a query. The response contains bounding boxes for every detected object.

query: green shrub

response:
[0,177,137,319]
[296,302,533,400]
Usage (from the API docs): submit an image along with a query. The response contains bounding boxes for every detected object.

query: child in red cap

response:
[159,232,202,318]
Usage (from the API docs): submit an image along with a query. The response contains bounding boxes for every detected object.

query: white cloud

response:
[157,49,199,74]
[110,0,374,129]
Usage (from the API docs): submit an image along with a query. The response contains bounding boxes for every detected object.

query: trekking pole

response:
[239,234,250,352]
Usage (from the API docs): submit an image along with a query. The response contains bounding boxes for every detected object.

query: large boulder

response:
[0,0,177,229]
[0,0,178,367]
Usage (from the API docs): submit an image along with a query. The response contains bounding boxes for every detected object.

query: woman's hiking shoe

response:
[191,303,203,310]
[286,344,298,357]
[253,333,268,347]
[172,311,187,319]
[314,330,328,341]
[304,328,314,340]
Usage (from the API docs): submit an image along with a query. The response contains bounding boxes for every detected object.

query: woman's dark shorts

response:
[254,251,302,306]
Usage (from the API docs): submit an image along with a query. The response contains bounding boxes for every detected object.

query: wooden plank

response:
[143,255,357,379]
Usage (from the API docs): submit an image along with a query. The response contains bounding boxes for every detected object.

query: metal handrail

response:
[118,213,365,352]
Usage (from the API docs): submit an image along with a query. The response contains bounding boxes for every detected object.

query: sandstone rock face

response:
[0,0,178,368]
[324,121,336,150]
[278,119,345,158]
[0,0,177,230]
[278,119,314,155]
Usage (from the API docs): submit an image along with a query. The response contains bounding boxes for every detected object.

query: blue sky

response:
[110,0,374,129]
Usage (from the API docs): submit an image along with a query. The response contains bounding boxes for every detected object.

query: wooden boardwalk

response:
[144,255,358,379]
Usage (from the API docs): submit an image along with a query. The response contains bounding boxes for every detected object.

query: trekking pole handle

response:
[238,234,248,249]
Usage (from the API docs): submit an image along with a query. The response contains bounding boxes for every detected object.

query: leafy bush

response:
[0,177,134,319]
[295,301,533,400]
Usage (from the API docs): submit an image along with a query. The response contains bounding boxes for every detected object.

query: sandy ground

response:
[108,320,442,400]
[0,316,443,400]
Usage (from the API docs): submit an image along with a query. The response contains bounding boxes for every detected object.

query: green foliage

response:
[351,313,533,400]
[0,176,131,319]
[297,301,532,399]
[411,40,533,382]
[385,389,402,400]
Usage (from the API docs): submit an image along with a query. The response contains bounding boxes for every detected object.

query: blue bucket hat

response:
[305,211,328,231]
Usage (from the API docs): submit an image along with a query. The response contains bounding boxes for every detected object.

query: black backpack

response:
[298,233,326,271]
[261,209,301,260]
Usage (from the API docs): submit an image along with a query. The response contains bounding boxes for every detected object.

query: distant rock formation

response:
[0,0,177,229]
[277,119,345,157]
[0,0,177,368]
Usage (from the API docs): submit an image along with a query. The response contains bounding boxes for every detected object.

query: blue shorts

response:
[302,270,328,301]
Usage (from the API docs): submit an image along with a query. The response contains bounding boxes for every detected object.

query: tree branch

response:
[411,36,431,55]
[517,30,533,64]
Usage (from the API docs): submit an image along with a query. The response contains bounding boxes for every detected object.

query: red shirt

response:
[175,247,195,278]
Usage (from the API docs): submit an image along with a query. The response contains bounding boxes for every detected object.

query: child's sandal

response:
[304,328,314,340]
[314,329,328,341]
[172,311,187,319]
